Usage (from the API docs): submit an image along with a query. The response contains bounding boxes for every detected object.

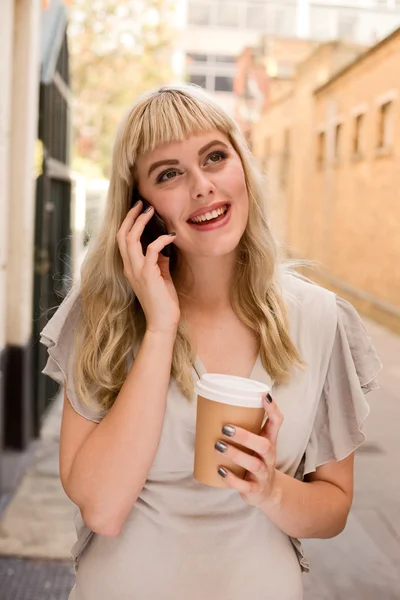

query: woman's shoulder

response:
[276,267,379,365]
[277,267,356,354]
[278,266,337,317]
[40,284,81,342]
[40,284,107,423]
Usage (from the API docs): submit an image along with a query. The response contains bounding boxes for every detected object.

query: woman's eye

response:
[206,150,228,164]
[157,169,179,183]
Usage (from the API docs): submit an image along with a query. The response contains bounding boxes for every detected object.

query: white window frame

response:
[186,52,236,93]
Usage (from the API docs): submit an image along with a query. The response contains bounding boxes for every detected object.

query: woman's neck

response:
[175,252,236,315]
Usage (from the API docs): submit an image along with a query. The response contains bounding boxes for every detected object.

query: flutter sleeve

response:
[39,285,107,423]
[303,295,382,476]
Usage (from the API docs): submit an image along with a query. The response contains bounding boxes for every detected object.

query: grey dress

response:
[40,272,382,600]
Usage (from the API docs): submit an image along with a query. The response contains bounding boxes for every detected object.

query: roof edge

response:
[314,26,400,95]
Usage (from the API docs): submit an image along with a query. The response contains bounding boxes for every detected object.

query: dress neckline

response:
[193,354,272,388]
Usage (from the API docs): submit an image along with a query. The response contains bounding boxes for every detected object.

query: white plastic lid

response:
[194,373,270,408]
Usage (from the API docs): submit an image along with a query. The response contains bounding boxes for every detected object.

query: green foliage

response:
[69,0,175,177]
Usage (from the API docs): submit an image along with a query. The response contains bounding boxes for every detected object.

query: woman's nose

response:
[190,169,216,199]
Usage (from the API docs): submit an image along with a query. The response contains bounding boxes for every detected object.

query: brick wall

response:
[252,31,400,330]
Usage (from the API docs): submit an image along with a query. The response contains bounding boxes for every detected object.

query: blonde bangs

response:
[137,87,231,154]
[119,86,233,179]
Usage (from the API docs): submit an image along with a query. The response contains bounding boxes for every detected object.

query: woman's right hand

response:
[116,200,181,335]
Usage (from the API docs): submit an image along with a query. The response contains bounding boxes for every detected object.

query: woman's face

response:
[135,130,249,259]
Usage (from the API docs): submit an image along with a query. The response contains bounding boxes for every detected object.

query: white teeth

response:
[190,205,228,223]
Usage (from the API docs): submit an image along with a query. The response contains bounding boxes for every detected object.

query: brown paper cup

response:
[193,374,270,488]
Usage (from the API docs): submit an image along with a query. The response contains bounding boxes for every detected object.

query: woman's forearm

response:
[65,329,176,536]
[259,469,352,539]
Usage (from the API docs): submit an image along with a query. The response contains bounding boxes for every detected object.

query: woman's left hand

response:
[215,393,284,508]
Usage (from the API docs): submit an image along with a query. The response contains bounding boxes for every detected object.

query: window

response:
[334,123,342,161]
[188,2,211,26]
[214,55,236,65]
[317,131,325,168]
[186,53,236,95]
[265,7,294,37]
[353,113,365,155]
[186,53,208,64]
[246,5,266,30]
[187,54,236,66]
[189,74,206,88]
[215,76,233,92]
[310,8,332,40]
[280,129,290,188]
[373,0,399,5]
[262,137,271,171]
[377,101,393,149]
[216,2,239,27]
[284,129,290,152]
[338,15,357,41]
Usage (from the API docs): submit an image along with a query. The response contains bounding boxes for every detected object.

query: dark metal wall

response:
[31,29,72,440]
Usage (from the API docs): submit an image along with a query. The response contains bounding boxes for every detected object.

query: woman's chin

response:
[176,227,245,260]
[184,242,241,260]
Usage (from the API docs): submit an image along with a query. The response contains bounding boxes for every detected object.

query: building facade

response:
[0,0,72,495]
[233,37,319,141]
[252,28,400,332]
[299,0,400,44]
[173,0,400,115]
[0,0,42,491]
[312,28,400,329]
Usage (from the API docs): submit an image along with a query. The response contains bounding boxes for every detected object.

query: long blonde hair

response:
[74,84,303,411]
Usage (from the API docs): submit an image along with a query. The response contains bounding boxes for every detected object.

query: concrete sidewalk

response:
[0,394,75,560]
[0,317,398,599]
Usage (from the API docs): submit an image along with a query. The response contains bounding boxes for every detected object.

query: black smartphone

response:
[131,189,172,258]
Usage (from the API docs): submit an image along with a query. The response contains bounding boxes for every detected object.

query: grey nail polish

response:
[215,441,228,453]
[132,200,141,208]
[222,425,236,437]
[144,205,153,213]
[218,467,228,478]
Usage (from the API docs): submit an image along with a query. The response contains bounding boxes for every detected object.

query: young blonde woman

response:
[40,84,381,600]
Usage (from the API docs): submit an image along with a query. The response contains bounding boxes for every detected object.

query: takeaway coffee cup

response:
[194,374,271,488]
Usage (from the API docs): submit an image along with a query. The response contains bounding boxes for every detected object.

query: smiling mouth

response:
[188,204,230,225]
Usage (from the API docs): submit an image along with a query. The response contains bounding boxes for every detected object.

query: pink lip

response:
[187,204,232,232]
[187,201,231,221]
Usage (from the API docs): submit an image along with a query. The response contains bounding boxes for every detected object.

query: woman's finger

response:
[261,394,284,447]
[221,424,272,460]
[145,233,177,267]
[216,466,255,494]
[214,440,267,475]
[123,206,158,271]
[126,205,155,243]
[117,200,143,237]
[116,200,144,271]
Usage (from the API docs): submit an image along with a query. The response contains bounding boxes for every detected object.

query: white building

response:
[172,0,400,114]
[0,0,73,495]
[300,0,400,43]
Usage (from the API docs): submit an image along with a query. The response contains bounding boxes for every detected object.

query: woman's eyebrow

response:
[198,140,229,155]
[147,140,229,177]
[148,159,179,177]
